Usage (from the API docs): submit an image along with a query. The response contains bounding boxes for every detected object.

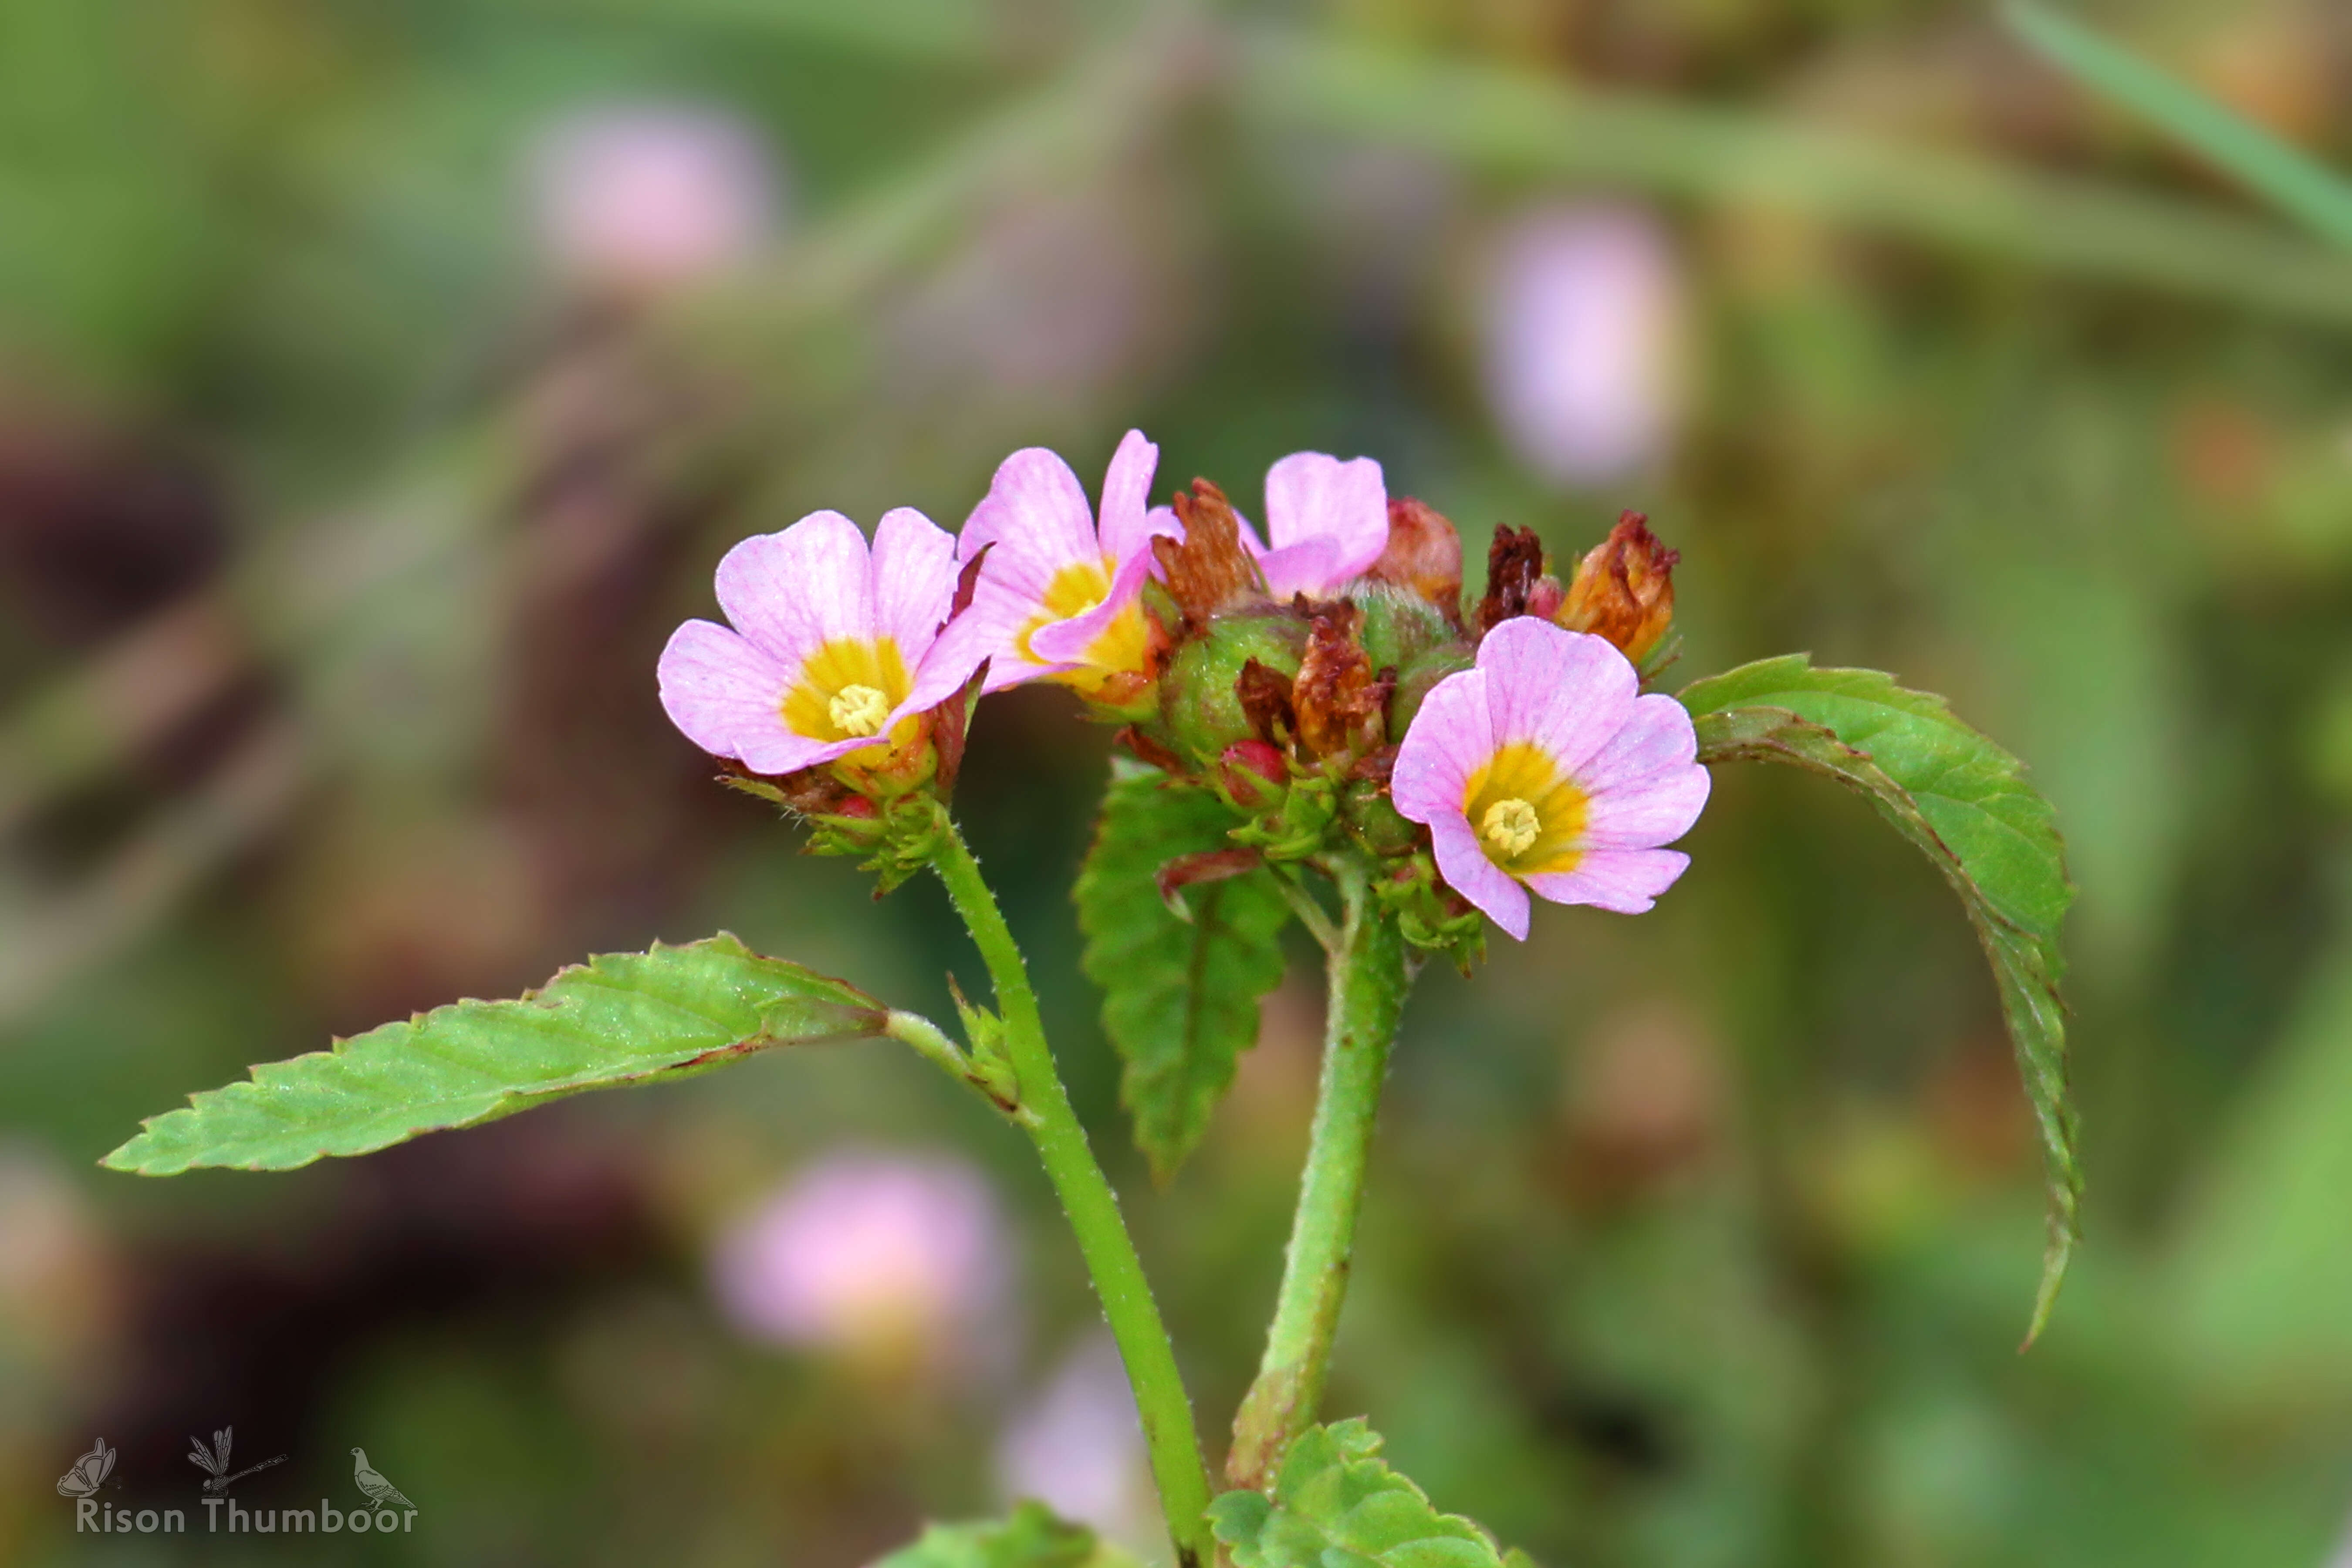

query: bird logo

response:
[351,1449,416,1512]
[56,1438,115,1499]
[187,1427,287,1495]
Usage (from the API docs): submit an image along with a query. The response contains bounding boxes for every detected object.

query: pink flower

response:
[994,1333,1159,1549]
[1480,206,1687,487]
[528,106,777,293]
[1160,451,1389,602]
[959,429,1171,700]
[710,1152,1007,1372]
[1392,618,1709,939]
[658,508,986,777]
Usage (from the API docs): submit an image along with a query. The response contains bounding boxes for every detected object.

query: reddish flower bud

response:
[1218,739,1288,810]
[1365,498,1463,622]
[1554,511,1677,662]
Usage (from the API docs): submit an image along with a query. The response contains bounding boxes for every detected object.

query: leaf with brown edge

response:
[1683,655,2079,1343]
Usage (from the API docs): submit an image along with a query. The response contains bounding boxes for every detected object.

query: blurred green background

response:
[3,0,2351,1563]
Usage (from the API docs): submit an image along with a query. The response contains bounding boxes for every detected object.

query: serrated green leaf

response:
[1681,656,2079,1342]
[870,1501,1142,1568]
[1076,768,1292,1181]
[105,934,886,1175]
[1210,1418,1528,1568]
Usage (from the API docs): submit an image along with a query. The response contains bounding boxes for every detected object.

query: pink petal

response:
[658,619,833,776]
[1478,620,1636,776]
[1582,764,1711,850]
[1574,692,1698,794]
[1431,813,1531,940]
[1254,537,1349,602]
[1260,452,1388,595]
[1094,429,1162,562]
[1524,848,1690,914]
[1391,667,1493,823]
[906,609,993,715]
[714,511,874,669]
[960,446,1097,577]
[869,507,959,661]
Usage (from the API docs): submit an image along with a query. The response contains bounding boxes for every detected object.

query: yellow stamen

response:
[781,638,913,747]
[828,683,891,737]
[1461,740,1590,875]
[1480,798,1540,858]
[1013,555,1156,699]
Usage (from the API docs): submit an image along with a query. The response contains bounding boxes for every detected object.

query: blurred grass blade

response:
[1682,657,2079,1344]
[1209,1417,1531,1567]
[1245,29,2352,328]
[2006,0,2352,253]
[104,935,887,1174]
[873,1501,1143,1568]
[1076,764,1292,1183]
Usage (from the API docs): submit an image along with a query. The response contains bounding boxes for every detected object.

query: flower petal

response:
[1582,764,1711,850]
[960,446,1098,574]
[906,608,993,716]
[1479,620,1635,776]
[658,619,835,776]
[714,510,874,668]
[1025,547,1155,666]
[1095,429,1163,562]
[1525,848,1690,914]
[1260,452,1388,595]
[1574,691,1698,793]
[1431,813,1531,939]
[1391,666,1493,823]
[870,507,958,661]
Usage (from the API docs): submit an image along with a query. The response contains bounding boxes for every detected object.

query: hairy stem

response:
[1226,860,1412,1489]
[929,817,1217,1567]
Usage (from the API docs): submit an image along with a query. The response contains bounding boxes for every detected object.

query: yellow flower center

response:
[1479,798,1540,858]
[827,683,891,738]
[782,638,914,749]
[1462,740,1589,875]
[1014,555,1155,699]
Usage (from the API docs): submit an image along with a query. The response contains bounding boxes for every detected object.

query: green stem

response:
[928,817,1218,1568]
[1226,861,1413,1489]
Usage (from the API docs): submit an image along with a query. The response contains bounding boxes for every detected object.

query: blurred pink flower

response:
[710,1151,1007,1374]
[529,107,777,292]
[658,507,987,776]
[958,429,1173,701]
[1392,618,1709,939]
[1480,206,1688,487]
[994,1333,1159,1550]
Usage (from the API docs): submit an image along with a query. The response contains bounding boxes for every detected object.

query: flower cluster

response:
[658,431,1710,941]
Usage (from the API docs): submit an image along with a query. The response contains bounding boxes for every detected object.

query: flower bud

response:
[1156,605,1307,767]
[1217,740,1288,811]
[1475,524,1551,635]
[1365,498,1463,622]
[1554,511,1677,662]
[1388,642,1473,742]
[1355,581,1460,688]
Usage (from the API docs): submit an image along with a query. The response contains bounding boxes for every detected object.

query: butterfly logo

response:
[57,1438,115,1499]
[188,1427,287,1495]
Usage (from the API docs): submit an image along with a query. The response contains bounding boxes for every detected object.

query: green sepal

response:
[1210,1418,1532,1568]
[1681,654,2079,1342]
[105,935,885,1175]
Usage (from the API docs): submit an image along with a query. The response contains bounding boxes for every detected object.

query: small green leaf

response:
[1209,1418,1529,1568]
[104,934,886,1175]
[1076,765,1292,1181]
[1682,656,2079,1342]
[871,1501,1141,1568]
